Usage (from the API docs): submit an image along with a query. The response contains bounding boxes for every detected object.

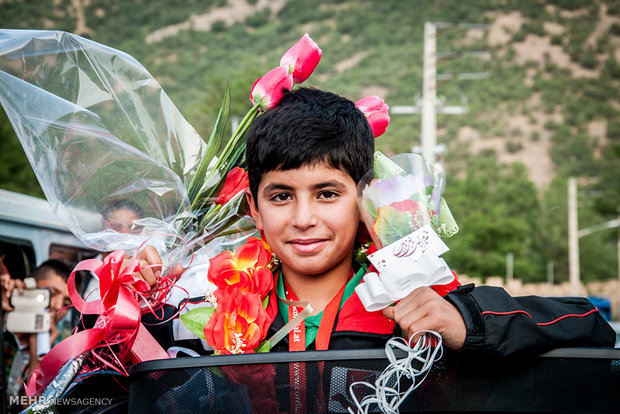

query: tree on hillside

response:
[443,152,543,281]
[0,108,42,197]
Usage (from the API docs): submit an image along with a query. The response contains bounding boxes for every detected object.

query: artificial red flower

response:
[355,96,390,138]
[280,33,322,84]
[389,199,419,213]
[250,66,293,111]
[204,287,273,354]
[208,237,274,298]
[214,167,249,205]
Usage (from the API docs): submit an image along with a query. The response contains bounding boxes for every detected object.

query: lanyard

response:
[284,270,351,351]
[283,272,350,414]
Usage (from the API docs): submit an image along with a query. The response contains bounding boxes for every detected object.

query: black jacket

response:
[445,284,616,357]
[142,283,616,358]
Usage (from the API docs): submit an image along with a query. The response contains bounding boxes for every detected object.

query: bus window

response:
[49,244,98,267]
[0,239,35,280]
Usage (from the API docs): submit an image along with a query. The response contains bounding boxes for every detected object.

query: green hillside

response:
[1,0,619,283]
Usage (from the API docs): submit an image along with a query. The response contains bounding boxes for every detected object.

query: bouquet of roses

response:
[355,152,459,311]
[0,30,324,395]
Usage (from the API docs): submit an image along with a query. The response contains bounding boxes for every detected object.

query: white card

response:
[368,224,449,272]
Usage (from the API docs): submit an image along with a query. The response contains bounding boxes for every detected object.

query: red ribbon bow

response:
[25,250,169,396]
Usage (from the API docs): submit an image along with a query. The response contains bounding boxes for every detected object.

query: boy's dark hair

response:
[246,88,375,201]
[32,259,71,282]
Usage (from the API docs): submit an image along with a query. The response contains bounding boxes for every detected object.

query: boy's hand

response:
[127,246,185,287]
[382,286,466,350]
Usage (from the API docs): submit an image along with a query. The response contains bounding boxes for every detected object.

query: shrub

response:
[506,140,523,153]
[211,20,227,33]
[610,23,620,36]
[579,47,598,69]
[245,8,271,28]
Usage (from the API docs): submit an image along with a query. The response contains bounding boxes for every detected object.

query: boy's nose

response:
[291,200,318,230]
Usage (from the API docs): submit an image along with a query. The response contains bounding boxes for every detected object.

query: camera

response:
[6,287,51,333]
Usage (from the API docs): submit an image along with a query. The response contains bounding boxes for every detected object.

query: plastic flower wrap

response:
[355,152,459,311]
[0,30,322,266]
[0,30,205,255]
[360,152,458,247]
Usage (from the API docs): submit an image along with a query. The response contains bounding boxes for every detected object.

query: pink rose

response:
[355,96,390,138]
[280,33,322,84]
[250,66,294,111]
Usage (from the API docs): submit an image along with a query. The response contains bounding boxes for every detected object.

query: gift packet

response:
[355,152,458,312]
[356,225,454,311]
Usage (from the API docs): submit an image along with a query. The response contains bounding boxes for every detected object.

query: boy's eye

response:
[270,193,291,202]
[318,190,338,200]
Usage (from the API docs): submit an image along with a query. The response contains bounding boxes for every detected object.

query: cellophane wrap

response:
[0,30,249,263]
[358,152,458,248]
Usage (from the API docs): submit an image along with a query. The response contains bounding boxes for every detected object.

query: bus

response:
[0,188,96,279]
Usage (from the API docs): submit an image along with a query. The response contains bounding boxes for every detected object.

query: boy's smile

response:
[248,163,360,284]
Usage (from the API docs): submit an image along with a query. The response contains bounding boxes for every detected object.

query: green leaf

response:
[179,306,216,340]
[187,85,231,205]
[255,340,271,353]
[373,205,412,245]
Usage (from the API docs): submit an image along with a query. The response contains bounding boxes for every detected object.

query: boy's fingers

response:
[137,263,158,286]
[382,306,395,320]
[129,245,164,286]
[171,264,186,279]
[142,246,162,266]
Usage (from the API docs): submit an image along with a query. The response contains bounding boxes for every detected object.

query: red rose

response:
[214,167,249,205]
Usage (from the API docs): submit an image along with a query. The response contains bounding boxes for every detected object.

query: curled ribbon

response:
[25,250,169,396]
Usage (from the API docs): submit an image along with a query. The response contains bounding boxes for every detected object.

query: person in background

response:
[83,199,146,301]
[101,199,145,236]
[1,254,25,312]
[3,259,71,409]
[30,259,72,345]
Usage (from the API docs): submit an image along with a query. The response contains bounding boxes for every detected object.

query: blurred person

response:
[101,199,145,235]
[83,199,146,302]
[1,254,25,312]
[4,259,71,408]
[31,259,72,344]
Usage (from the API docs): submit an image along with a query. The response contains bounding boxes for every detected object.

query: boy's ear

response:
[245,188,264,231]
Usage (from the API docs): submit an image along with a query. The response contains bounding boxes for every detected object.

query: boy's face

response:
[248,163,360,280]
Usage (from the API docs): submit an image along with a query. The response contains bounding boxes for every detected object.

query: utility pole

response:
[568,177,620,294]
[422,21,438,165]
[391,21,488,167]
[506,252,514,283]
[568,177,580,296]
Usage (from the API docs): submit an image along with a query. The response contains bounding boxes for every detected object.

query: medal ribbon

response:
[283,270,352,413]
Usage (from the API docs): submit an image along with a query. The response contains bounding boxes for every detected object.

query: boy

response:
[137,88,614,356]
[243,87,615,355]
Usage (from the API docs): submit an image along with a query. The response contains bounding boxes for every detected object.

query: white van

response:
[0,188,96,279]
